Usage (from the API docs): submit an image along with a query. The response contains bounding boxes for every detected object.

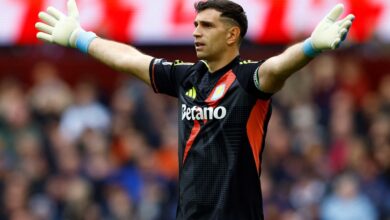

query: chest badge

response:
[185,86,197,100]
[211,84,226,101]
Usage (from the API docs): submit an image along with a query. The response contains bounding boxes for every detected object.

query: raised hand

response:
[304,4,355,57]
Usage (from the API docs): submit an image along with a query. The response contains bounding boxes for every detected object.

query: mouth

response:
[195,42,205,50]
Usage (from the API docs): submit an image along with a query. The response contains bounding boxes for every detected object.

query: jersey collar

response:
[206,56,240,79]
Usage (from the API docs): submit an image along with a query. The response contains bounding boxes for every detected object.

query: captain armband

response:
[253,67,261,90]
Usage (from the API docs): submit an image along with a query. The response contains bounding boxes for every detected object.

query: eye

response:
[201,21,214,28]
[203,23,212,28]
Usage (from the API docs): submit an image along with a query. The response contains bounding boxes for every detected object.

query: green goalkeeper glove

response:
[303,4,355,57]
[35,0,97,53]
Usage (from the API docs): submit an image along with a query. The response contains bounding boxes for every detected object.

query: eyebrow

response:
[194,20,214,27]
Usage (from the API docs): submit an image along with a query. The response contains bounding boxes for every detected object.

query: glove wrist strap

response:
[75,30,98,54]
[303,38,321,58]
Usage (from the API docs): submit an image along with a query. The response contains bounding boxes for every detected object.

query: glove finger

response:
[341,21,352,30]
[37,32,53,43]
[339,28,348,41]
[344,14,355,22]
[326,4,344,22]
[331,38,341,49]
[35,22,54,34]
[67,0,79,19]
[47,6,65,20]
[337,14,354,28]
[38,12,58,26]
[339,28,348,35]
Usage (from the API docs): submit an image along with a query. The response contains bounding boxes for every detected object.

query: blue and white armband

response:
[303,38,322,58]
[75,30,98,54]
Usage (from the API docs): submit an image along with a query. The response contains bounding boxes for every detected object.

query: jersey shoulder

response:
[233,59,272,100]
[235,59,263,73]
[239,59,260,65]
[172,60,194,66]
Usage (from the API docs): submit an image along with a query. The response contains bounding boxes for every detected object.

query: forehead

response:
[195,8,222,23]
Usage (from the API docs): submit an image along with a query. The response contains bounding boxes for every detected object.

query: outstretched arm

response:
[87,38,153,85]
[35,0,153,85]
[258,4,354,93]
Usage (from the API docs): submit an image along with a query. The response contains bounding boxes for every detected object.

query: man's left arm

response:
[258,4,354,93]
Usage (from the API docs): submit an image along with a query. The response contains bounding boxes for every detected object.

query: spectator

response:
[59,80,110,142]
[320,173,377,220]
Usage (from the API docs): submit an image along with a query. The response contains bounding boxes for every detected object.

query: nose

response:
[193,27,201,38]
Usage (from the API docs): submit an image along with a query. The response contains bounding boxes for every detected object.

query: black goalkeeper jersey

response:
[149,56,272,220]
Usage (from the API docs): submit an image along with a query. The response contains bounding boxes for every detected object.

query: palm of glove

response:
[36,0,81,47]
[51,16,80,47]
[311,4,354,51]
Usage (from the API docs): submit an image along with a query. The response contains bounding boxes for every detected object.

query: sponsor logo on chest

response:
[181,104,226,120]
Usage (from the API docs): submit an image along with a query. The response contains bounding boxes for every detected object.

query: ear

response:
[226,26,240,45]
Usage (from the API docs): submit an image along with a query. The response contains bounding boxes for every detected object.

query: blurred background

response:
[0,0,389,220]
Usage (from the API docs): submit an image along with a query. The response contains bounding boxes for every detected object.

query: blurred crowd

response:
[0,52,388,220]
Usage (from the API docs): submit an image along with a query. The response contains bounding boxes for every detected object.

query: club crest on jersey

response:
[185,87,197,100]
[211,84,225,101]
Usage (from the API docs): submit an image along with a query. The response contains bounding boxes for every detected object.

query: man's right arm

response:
[35,0,153,86]
[88,38,153,86]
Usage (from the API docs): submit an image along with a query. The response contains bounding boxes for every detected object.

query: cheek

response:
[211,39,225,52]
[209,34,222,46]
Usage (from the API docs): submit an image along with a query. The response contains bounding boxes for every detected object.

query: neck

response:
[205,51,239,73]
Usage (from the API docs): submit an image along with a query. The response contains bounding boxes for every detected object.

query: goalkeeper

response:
[36,1,354,219]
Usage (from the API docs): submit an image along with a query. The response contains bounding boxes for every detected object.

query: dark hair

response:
[194,0,248,39]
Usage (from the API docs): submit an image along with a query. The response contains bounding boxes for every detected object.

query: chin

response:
[196,52,207,60]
